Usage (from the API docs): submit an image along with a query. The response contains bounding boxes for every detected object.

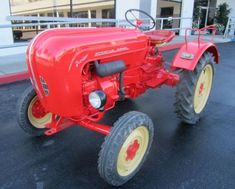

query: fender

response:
[171,41,219,71]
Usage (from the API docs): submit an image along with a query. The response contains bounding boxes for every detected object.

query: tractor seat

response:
[145,30,175,46]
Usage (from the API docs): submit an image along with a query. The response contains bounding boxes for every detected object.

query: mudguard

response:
[171,41,219,71]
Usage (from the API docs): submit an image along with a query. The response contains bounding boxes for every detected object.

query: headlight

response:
[88,90,106,109]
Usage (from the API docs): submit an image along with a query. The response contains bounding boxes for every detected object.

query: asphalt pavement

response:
[0,42,235,189]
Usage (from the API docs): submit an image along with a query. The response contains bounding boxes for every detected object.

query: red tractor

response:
[17,9,219,186]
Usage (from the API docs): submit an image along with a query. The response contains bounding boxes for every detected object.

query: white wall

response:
[140,0,151,14]
[180,0,194,36]
[116,0,157,20]
[150,0,157,18]
[0,0,14,46]
[139,0,157,19]
[116,0,140,20]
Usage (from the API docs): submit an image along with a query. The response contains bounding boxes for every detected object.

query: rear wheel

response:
[98,111,154,186]
[17,85,52,136]
[175,52,215,124]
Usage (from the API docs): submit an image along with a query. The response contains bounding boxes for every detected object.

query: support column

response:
[179,0,195,36]
[96,9,102,18]
[88,9,91,27]
[150,0,157,19]
[37,13,41,30]
[139,0,157,18]
[0,0,14,46]
[115,0,140,20]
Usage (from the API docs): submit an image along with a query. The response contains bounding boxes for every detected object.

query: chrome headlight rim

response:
[88,90,107,109]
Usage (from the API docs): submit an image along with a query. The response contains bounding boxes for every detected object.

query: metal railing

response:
[2,16,127,29]
[0,15,193,47]
[1,15,193,31]
[155,17,192,31]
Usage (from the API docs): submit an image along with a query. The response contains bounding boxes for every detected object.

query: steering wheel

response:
[125,9,156,31]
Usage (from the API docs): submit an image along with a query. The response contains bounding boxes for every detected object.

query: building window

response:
[160,7,174,17]
[91,10,96,18]
[47,13,53,17]
[90,10,97,27]
[101,8,115,26]
[102,9,115,19]
[67,12,72,17]
[73,11,88,18]
[194,0,217,28]
[157,0,182,31]
[58,12,64,17]
[160,7,174,29]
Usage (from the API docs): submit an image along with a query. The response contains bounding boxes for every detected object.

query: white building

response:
[1,0,235,46]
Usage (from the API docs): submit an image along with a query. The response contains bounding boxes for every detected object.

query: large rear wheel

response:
[98,111,154,186]
[17,85,52,136]
[175,52,215,124]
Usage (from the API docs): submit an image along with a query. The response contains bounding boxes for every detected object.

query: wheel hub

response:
[28,96,52,129]
[31,99,47,118]
[199,83,204,95]
[126,139,140,161]
[117,126,149,176]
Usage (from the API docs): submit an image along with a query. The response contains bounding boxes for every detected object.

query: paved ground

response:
[0,54,26,75]
[0,43,235,189]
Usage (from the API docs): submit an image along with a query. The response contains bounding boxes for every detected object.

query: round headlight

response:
[88,90,106,109]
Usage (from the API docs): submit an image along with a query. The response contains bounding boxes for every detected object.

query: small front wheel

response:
[17,85,52,136]
[98,111,154,186]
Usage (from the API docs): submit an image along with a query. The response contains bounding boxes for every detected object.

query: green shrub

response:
[215,3,230,28]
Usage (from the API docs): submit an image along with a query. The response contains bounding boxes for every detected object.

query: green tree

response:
[215,3,231,25]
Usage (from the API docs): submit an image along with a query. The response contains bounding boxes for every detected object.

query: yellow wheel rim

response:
[117,126,149,177]
[28,96,52,129]
[194,64,213,114]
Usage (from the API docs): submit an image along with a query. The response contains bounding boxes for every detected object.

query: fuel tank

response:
[27,27,149,117]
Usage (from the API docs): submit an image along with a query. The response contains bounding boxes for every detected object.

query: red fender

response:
[171,41,219,71]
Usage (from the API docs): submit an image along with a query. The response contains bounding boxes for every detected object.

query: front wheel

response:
[98,111,154,186]
[17,85,52,136]
[175,52,215,124]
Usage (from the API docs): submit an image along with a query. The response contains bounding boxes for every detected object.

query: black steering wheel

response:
[125,9,156,31]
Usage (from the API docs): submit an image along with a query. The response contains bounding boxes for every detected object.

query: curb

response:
[0,43,183,85]
[0,71,29,85]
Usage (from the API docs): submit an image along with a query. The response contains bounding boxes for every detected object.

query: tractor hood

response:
[27,27,148,116]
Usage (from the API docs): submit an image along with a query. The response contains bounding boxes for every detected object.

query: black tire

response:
[175,52,215,124]
[98,111,154,186]
[17,85,48,136]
